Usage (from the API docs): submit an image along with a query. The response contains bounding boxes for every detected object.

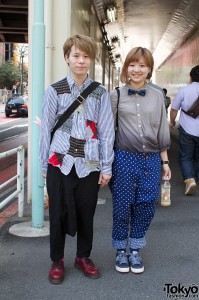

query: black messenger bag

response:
[181,95,199,119]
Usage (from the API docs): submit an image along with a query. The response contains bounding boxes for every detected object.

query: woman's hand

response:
[162,165,171,180]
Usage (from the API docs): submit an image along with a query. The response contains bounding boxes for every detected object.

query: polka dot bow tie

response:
[128,89,146,96]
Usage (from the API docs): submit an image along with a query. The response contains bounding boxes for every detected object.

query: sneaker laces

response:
[130,252,142,265]
[117,251,128,264]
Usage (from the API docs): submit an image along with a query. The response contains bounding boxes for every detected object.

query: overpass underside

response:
[0,0,28,43]
[1,0,199,96]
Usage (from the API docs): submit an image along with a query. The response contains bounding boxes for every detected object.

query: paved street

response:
[0,130,199,300]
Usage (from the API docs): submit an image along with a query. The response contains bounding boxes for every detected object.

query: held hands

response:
[98,174,111,187]
[42,172,111,186]
[162,165,171,180]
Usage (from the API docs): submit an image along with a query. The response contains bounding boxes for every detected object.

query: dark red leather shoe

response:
[74,257,100,279]
[48,259,64,284]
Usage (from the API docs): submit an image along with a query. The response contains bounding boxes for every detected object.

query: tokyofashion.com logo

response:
[164,283,199,298]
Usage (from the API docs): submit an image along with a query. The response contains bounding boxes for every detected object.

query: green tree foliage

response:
[0,61,21,90]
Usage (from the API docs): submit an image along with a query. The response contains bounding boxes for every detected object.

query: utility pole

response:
[21,53,24,95]
[18,45,28,96]
[31,0,45,228]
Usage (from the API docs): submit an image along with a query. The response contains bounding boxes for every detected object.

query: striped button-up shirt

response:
[39,75,115,178]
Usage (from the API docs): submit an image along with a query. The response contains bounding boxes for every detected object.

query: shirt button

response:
[75,149,78,152]
[137,104,140,106]
[138,125,141,127]
[143,145,145,148]
[137,114,140,116]
[140,134,143,137]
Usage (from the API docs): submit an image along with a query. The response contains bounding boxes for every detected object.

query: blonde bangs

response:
[63,34,97,60]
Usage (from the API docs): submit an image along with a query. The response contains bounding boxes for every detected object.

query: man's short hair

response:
[190,65,199,82]
[63,34,97,60]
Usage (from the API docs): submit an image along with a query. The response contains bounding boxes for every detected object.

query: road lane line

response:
[0,123,28,133]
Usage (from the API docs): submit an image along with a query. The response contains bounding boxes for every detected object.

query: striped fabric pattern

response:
[39,75,115,178]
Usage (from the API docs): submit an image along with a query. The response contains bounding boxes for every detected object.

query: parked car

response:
[5,96,28,117]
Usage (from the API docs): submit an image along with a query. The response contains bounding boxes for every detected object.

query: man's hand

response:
[169,121,176,129]
[170,108,178,129]
[98,174,111,188]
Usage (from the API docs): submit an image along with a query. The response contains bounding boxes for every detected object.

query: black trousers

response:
[47,164,100,262]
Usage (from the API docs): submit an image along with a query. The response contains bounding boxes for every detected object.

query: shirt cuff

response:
[42,165,48,175]
[101,164,112,176]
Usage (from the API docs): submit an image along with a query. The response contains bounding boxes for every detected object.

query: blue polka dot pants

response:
[111,149,161,249]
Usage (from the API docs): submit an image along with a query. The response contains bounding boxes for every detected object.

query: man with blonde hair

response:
[39,34,114,284]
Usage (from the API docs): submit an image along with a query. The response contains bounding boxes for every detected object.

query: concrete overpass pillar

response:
[51,0,71,81]
[44,0,53,87]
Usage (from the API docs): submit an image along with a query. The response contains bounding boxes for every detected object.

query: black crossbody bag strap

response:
[51,81,100,141]
[181,95,199,118]
[115,87,120,129]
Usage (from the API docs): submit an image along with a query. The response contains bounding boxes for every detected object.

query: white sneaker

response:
[115,250,130,273]
[184,178,197,195]
[129,251,144,274]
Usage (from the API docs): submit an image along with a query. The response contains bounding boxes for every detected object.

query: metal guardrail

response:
[0,145,25,217]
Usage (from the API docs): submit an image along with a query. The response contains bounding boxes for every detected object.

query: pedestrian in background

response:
[12,84,19,96]
[2,87,8,104]
[170,65,199,195]
[39,34,115,284]
[163,88,171,115]
[110,47,171,274]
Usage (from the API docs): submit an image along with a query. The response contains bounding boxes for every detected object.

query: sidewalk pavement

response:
[0,119,199,300]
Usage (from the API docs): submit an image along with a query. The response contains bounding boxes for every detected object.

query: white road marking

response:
[0,123,28,133]
[97,198,106,205]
